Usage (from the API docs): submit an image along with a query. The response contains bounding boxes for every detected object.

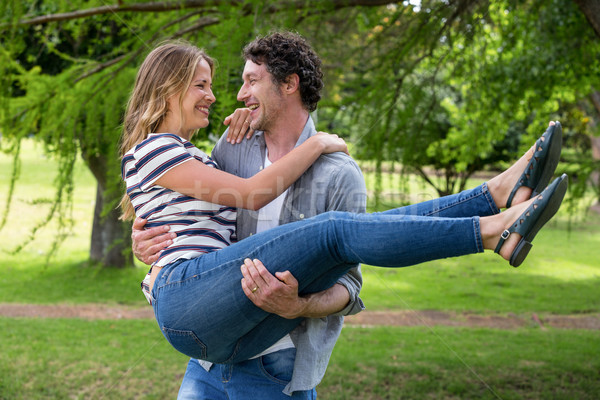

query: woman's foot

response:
[482,174,568,266]
[487,143,537,209]
[481,198,534,259]
[488,121,562,209]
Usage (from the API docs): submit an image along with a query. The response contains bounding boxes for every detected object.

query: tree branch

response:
[9,1,230,27]
[4,0,403,28]
[574,0,600,39]
[74,13,217,83]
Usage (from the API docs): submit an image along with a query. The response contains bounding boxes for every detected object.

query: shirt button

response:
[299,214,305,219]
[259,166,263,170]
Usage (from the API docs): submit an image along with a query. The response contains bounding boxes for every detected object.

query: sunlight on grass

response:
[360,214,600,314]
[0,140,96,259]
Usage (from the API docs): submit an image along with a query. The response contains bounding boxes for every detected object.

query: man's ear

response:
[283,74,300,94]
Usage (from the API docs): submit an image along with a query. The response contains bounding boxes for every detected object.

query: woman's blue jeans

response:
[152,183,499,364]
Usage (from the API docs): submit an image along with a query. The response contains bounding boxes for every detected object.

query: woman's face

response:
[165,59,215,139]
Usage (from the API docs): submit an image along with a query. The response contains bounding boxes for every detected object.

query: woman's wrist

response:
[307,135,326,154]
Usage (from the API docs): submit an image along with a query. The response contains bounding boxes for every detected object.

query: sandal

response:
[506,122,563,208]
[495,174,568,267]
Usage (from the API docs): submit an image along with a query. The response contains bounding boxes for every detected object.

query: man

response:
[132,31,367,398]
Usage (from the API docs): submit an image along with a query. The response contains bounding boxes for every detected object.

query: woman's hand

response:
[223,108,254,144]
[312,131,349,155]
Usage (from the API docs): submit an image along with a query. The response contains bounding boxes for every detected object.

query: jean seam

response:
[257,357,292,386]
[421,188,483,216]
[481,182,501,214]
[221,338,243,364]
[421,183,499,217]
[473,216,483,253]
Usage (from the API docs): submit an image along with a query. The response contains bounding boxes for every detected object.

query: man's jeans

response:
[177,348,317,399]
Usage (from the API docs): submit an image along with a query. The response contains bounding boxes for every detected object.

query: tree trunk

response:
[575,0,600,39]
[589,89,600,211]
[83,148,133,268]
[89,181,133,268]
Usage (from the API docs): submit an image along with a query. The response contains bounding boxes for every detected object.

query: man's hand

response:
[240,258,306,319]
[131,217,175,265]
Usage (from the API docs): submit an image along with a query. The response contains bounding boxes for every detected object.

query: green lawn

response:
[1,140,599,399]
[1,318,599,399]
[360,216,600,314]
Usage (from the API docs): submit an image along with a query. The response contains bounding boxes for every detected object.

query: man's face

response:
[237,60,285,132]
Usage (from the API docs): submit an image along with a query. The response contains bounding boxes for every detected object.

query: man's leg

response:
[178,359,227,400]
[225,348,317,400]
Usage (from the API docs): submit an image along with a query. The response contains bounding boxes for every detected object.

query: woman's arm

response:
[155,133,347,210]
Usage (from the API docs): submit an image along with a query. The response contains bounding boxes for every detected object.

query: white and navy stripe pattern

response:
[122,133,237,270]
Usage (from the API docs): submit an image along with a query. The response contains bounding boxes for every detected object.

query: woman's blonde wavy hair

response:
[119,41,215,221]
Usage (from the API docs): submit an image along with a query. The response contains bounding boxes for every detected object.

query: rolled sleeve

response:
[327,156,367,316]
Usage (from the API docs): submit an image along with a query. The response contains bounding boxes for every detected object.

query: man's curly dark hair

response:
[243,31,323,112]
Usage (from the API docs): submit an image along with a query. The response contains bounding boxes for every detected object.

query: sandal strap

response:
[506,125,555,208]
[494,229,511,253]
[495,194,542,254]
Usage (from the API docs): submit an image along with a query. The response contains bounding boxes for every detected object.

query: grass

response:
[321,326,600,399]
[0,319,598,399]
[1,140,600,399]
[0,317,188,399]
[360,216,600,314]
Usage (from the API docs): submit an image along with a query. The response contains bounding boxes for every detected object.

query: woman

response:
[120,42,567,364]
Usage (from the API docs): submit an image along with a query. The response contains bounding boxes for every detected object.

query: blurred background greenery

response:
[1,0,599,268]
[1,0,599,398]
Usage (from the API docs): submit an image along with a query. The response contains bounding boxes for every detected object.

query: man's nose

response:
[237,83,248,102]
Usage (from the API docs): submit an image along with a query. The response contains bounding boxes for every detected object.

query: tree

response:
[0,0,407,267]
[323,0,600,204]
[1,0,599,268]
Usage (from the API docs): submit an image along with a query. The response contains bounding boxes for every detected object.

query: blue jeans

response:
[152,183,498,364]
[177,348,316,399]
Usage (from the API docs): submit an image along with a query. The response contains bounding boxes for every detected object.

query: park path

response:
[1,303,599,330]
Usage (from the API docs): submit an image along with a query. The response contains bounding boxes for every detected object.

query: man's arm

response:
[240,258,350,319]
[241,157,367,318]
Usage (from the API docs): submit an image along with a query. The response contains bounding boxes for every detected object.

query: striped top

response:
[121,133,237,270]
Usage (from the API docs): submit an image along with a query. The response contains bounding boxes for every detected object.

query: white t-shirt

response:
[251,150,294,358]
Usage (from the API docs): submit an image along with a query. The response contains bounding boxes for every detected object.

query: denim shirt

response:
[210,116,367,395]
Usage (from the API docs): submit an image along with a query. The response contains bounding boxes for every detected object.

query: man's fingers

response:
[146,238,172,253]
[146,253,161,264]
[241,261,257,292]
[132,217,147,230]
[241,258,276,293]
[242,258,263,285]
[248,258,275,286]
[133,226,172,242]
[255,259,278,284]
[149,232,175,245]
[241,278,253,296]
[275,270,297,286]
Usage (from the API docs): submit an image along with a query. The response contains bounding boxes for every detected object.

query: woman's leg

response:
[379,183,499,219]
[153,210,483,363]
[152,134,559,363]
